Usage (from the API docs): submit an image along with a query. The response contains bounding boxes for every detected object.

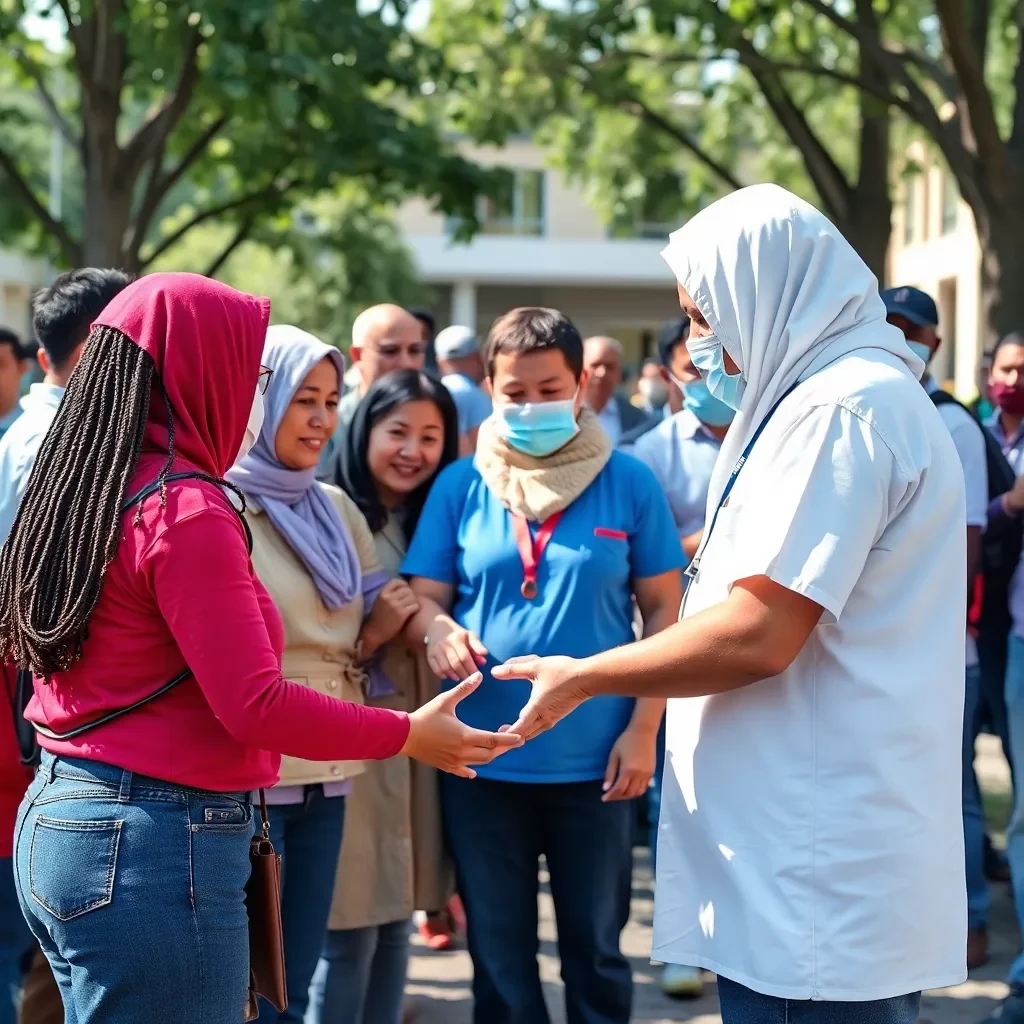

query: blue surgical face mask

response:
[907,340,933,367]
[494,396,580,457]
[686,333,746,411]
[678,377,735,428]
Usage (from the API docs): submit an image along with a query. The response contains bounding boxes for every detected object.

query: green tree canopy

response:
[432,0,1024,342]
[150,184,429,348]
[429,0,900,280]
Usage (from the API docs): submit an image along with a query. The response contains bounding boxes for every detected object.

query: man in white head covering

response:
[494,184,968,1023]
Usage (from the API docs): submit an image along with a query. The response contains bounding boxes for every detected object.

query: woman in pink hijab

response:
[0,273,520,1024]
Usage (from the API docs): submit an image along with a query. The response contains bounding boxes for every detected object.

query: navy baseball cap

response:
[881,286,938,328]
[656,316,690,367]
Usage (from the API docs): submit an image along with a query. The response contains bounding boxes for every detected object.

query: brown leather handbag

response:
[244,789,288,1021]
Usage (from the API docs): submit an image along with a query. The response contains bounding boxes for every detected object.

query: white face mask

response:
[234,386,264,464]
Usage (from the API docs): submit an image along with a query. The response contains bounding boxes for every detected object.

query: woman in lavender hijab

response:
[227,325,421,1023]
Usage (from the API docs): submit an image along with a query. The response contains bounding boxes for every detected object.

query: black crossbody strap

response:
[26,470,251,746]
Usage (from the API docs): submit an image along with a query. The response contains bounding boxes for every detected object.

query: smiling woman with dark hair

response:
[334,369,459,542]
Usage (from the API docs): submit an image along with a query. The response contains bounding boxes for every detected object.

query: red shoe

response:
[418,912,454,951]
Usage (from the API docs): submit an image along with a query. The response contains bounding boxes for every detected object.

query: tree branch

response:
[128,114,229,264]
[141,178,296,268]
[747,63,851,223]
[799,0,974,183]
[0,144,80,264]
[616,99,743,192]
[11,49,78,145]
[933,0,1009,183]
[54,0,91,85]
[885,44,957,100]
[122,28,203,179]
[203,218,254,279]
[1009,0,1024,151]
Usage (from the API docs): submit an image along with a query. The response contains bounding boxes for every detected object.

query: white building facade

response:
[887,145,984,398]
[394,138,683,369]
[0,249,49,340]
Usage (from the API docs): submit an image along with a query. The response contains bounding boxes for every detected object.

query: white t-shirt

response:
[654,351,967,1001]
[925,379,988,667]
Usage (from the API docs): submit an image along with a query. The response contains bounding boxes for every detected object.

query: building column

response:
[451,280,477,329]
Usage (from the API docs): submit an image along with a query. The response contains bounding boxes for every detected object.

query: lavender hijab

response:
[227,325,361,609]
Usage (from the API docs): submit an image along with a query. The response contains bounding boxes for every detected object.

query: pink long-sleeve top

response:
[24,274,410,792]
[27,454,410,791]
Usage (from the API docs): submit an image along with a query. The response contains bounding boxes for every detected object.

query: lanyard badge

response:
[511,511,564,599]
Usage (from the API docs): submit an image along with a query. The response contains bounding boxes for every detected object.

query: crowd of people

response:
[0,182,1018,1024]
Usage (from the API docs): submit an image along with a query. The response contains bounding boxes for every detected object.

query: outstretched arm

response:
[494,575,822,741]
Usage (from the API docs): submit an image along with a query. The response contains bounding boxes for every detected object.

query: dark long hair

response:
[0,326,240,677]
[336,369,459,542]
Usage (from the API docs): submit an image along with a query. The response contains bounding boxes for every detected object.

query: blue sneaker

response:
[982,986,1024,1022]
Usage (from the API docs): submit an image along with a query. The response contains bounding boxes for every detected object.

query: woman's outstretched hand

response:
[491,655,590,742]
[402,674,523,778]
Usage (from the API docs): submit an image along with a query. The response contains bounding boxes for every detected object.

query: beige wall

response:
[889,150,983,398]
[417,283,679,368]
[394,137,607,241]
[0,251,49,339]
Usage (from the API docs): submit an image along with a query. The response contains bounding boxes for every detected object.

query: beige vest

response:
[328,513,453,929]
[244,483,382,788]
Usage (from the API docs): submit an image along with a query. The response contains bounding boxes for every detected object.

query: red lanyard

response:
[511,511,564,599]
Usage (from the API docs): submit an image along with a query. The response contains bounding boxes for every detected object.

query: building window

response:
[942,174,959,235]
[477,169,546,236]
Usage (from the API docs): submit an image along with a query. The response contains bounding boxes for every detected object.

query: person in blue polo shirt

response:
[402,306,684,1024]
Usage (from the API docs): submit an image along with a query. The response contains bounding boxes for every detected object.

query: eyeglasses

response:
[257,366,273,395]
[372,343,428,360]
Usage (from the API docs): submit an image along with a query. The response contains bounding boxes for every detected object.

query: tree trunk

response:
[837,198,891,285]
[975,200,1024,350]
[81,185,135,270]
[79,66,137,271]
[847,68,892,285]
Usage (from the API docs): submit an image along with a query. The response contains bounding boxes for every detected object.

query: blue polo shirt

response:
[402,451,683,782]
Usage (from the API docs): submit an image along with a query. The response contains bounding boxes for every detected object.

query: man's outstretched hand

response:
[491,655,591,741]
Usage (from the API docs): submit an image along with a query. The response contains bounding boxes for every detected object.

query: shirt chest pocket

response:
[551,526,632,587]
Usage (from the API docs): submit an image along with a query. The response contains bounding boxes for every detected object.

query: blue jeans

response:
[0,856,32,1024]
[964,664,989,930]
[717,978,921,1022]
[256,789,345,1023]
[441,775,633,1024]
[14,752,254,1024]
[308,920,411,1024]
[647,722,666,878]
[1005,634,1024,983]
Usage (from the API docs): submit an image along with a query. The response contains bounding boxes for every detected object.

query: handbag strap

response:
[257,788,271,842]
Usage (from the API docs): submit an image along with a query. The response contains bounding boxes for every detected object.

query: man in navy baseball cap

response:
[881,286,940,369]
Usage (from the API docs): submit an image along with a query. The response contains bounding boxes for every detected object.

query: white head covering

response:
[661,183,924,514]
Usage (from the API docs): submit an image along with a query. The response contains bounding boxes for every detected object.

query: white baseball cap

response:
[434,325,479,360]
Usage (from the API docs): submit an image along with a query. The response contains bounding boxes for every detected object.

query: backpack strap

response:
[23,470,252,748]
[123,470,253,554]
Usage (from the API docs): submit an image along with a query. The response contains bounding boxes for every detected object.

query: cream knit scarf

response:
[475,408,612,521]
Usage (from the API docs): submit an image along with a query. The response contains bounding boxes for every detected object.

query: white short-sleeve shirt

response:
[654,351,968,1001]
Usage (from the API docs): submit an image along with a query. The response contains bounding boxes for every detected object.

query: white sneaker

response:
[660,963,703,999]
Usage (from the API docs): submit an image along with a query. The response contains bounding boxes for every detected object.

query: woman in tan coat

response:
[309,369,459,1024]
[227,330,424,1023]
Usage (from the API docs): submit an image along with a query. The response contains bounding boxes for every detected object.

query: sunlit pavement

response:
[404,736,1017,1023]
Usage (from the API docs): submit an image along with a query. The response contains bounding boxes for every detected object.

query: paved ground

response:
[403,736,1017,1024]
